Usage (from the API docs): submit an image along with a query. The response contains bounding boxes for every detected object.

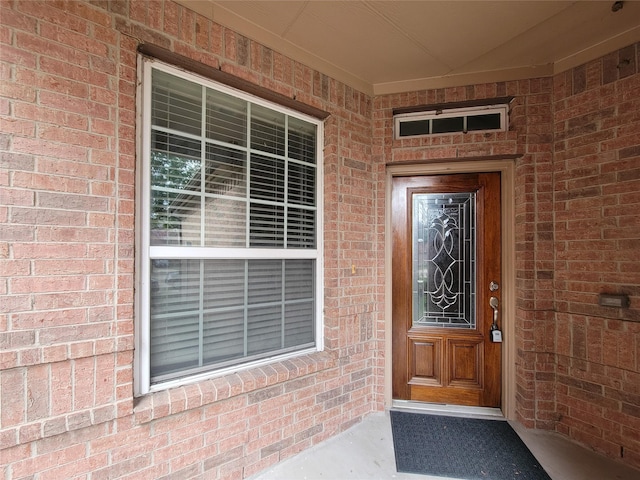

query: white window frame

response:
[394,104,508,139]
[134,57,324,396]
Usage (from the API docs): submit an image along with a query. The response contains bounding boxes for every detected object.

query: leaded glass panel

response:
[412,193,476,328]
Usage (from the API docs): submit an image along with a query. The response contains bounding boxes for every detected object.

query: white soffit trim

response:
[374,65,554,96]
[176,0,640,96]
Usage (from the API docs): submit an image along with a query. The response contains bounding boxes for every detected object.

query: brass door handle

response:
[489,296,502,342]
[489,296,499,328]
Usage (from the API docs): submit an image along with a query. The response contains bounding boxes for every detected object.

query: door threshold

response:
[391,400,505,420]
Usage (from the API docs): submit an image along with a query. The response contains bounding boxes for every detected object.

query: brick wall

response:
[1,0,638,477]
[0,1,380,478]
[373,43,640,469]
[1,0,131,444]
[553,43,640,466]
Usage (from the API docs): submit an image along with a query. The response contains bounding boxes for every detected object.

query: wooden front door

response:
[392,173,502,407]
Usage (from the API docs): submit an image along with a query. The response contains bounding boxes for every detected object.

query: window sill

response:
[133,351,335,424]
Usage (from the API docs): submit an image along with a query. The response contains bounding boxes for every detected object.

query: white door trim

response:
[385,159,516,420]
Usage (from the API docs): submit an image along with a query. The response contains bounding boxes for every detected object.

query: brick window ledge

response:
[133,351,336,424]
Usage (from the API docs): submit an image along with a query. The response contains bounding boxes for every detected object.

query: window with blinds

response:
[137,61,323,392]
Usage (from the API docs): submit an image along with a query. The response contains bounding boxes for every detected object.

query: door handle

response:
[489,296,502,342]
[489,296,499,329]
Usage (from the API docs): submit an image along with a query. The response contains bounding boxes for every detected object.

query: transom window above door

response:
[393,102,510,139]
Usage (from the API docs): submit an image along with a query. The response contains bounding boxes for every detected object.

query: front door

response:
[392,173,502,407]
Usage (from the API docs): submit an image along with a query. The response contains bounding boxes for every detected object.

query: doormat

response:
[390,410,551,479]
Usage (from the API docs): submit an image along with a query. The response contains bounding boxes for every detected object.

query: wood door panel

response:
[449,338,484,388]
[410,384,484,405]
[408,337,442,385]
[392,172,502,408]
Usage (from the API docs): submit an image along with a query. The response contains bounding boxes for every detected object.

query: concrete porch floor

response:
[249,410,640,480]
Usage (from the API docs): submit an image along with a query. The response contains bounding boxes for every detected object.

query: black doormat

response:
[390,410,552,479]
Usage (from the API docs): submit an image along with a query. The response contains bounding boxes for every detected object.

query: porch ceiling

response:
[177,1,640,95]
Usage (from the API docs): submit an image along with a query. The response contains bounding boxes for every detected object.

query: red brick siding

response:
[374,43,640,469]
[1,0,379,478]
[1,0,129,449]
[1,0,639,476]
[553,43,640,465]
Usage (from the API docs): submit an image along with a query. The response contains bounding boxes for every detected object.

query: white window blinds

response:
[139,62,322,391]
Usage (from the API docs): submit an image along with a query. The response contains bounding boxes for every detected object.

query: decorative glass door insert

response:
[412,193,476,329]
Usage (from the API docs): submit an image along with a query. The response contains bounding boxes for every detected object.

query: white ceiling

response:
[177,1,640,95]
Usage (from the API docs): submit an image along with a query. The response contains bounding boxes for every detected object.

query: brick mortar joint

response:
[1,342,134,370]
[0,403,118,451]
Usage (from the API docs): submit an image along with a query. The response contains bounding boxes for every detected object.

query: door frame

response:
[385,158,517,420]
